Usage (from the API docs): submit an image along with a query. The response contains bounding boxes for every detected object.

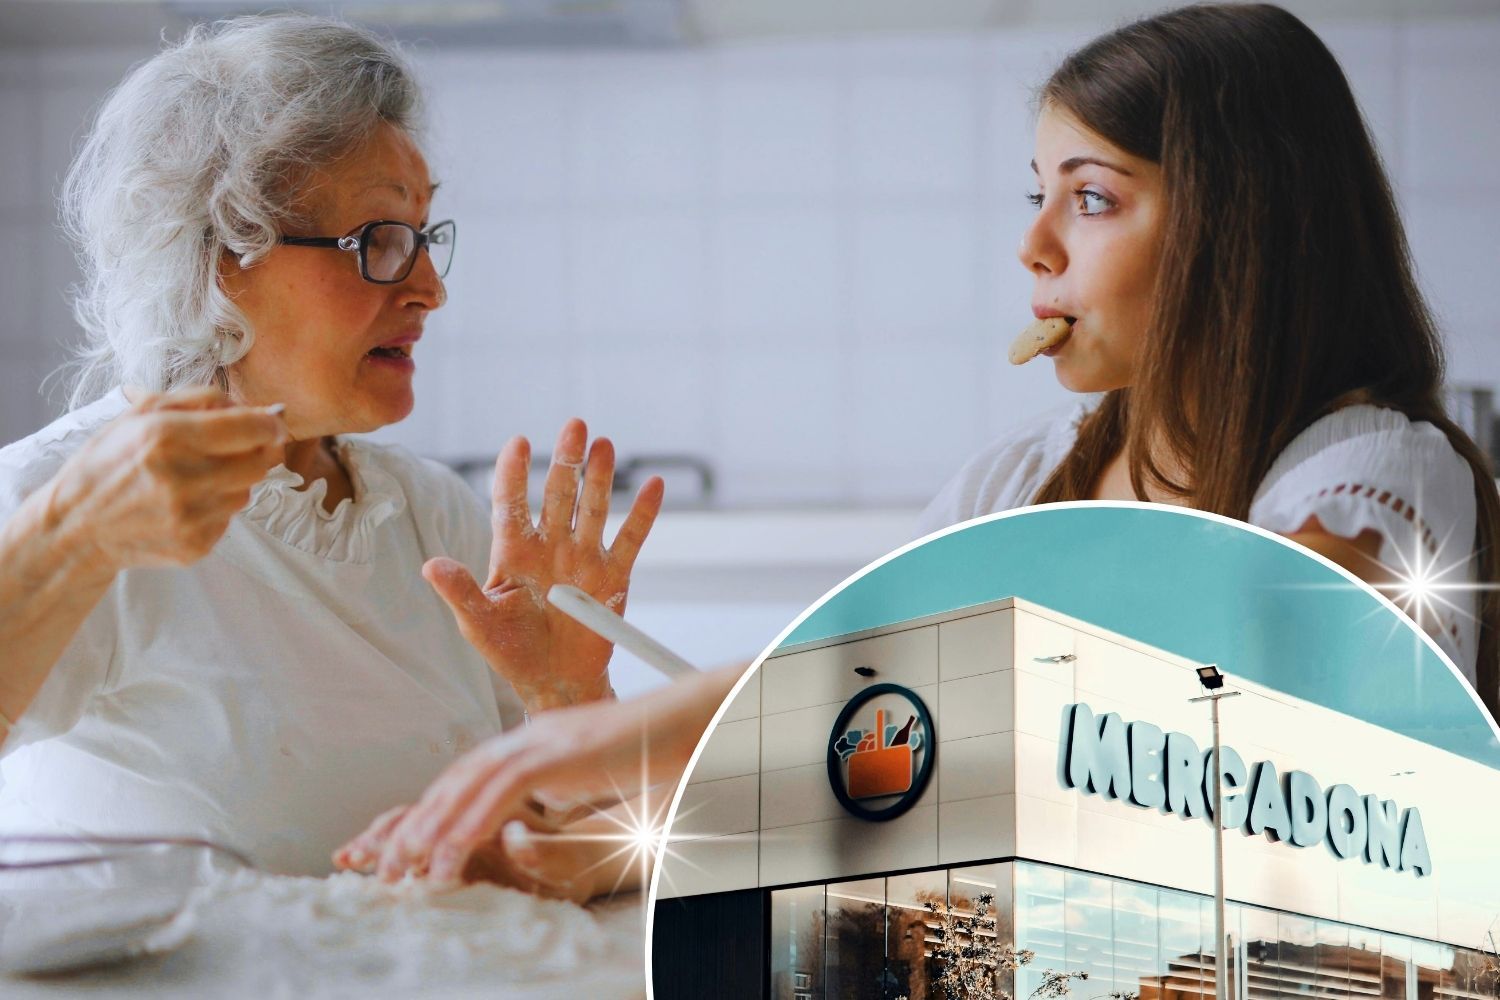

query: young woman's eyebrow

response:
[1029,156,1135,177]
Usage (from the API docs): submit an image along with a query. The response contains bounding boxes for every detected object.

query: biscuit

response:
[1008,316,1073,365]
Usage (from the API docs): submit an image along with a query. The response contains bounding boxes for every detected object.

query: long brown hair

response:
[1031,3,1500,715]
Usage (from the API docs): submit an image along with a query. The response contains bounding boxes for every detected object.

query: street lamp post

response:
[1190,665,1241,1000]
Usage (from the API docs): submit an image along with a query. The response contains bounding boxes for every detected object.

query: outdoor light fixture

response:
[1189,663,1240,1000]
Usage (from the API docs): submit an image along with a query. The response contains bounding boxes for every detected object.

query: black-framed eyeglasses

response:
[280,219,455,284]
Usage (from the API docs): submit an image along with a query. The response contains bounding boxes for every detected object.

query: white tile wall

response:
[711,67,843,200]
[3,15,1498,508]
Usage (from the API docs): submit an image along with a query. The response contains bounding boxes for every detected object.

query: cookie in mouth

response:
[1008,316,1074,365]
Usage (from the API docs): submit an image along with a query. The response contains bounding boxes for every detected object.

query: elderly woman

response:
[0,13,662,887]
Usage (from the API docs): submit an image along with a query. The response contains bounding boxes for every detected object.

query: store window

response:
[886,869,947,1000]
[1315,919,1352,1000]
[1114,879,1161,1000]
[768,864,1498,1000]
[769,866,1017,1000]
[1017,863,1067,1000]
[771,883,825,1000]
[826,877,887,1000]
[1383,934,1412,1000]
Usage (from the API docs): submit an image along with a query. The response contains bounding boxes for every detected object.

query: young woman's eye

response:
[1025,191,1044,209]
[1077,189,1115,215]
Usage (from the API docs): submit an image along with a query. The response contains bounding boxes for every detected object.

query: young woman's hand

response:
[333,665,744,891]
[43,386,286,576]
[422,418,664,713]
[332,801,600,903]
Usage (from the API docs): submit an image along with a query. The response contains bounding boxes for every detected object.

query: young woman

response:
[919,3,1500,717]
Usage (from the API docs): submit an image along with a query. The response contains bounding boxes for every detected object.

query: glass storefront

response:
[768,862,1500,1000]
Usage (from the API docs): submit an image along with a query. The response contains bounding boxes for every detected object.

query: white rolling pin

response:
[546,584,700,680]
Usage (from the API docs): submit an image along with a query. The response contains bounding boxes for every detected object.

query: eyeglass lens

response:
[364,222,455,282]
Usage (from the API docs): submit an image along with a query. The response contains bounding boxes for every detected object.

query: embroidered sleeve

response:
[1249,407,1479,671]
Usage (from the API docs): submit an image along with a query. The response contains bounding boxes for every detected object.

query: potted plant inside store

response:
[902,891,1138,1000]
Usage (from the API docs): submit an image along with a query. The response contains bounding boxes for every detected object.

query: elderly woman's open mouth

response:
[366,331,420,370]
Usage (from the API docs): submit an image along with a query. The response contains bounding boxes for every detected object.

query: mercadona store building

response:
[652,598,1500,1000]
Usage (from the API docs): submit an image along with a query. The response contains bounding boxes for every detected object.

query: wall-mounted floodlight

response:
[1196,664,1225,690]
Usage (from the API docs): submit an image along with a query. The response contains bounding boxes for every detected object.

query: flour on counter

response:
[172,869,611,994]
[4,867,644,1000]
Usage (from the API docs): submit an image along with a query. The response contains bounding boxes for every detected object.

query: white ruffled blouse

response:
[0,388,523,875]
[918,401,1481,680]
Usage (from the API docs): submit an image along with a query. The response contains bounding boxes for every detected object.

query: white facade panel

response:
[936,732,1014,803]
[935,671,1013,742]
[760,626,938,716]
[758,805,937,888]
[937,611,1014,681]
[760,763,846,831]
[673,775,760,841]
[659,834,760,898]
[937,794,1015,866]
[718,669,761,724]
[689,717,760,784]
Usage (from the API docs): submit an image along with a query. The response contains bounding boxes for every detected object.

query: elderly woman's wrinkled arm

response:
[0,389,284,734]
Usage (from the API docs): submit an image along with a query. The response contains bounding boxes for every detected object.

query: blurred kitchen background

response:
[1,0,1497,695]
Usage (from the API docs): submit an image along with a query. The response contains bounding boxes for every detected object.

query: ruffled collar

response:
[242,438,406,564]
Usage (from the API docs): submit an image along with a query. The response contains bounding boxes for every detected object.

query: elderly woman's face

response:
[221,122,443,437]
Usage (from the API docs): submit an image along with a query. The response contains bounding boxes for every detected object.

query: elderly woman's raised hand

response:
[46,386,286,574]
[422,419,664,714]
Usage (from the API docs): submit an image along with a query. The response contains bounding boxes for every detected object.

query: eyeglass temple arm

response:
[280,236,351,248]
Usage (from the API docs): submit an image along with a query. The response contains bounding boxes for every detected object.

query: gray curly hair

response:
[60,13,423,407]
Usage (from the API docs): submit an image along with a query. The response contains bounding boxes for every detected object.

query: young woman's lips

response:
[1041,319,1075,357]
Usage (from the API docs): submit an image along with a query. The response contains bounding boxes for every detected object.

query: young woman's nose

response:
[1018,212,1065,277]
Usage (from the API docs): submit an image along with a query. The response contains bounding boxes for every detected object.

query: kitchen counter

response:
[3,871,646,1000]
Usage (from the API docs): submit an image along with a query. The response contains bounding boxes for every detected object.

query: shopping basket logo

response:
[827,683,934,822]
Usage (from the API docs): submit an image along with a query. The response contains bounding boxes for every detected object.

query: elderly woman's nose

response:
[1018,212,1064,277]
[401,248,445,309]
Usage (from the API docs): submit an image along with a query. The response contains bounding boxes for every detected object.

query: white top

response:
[918,401,1481,679]
[0,389,523,875]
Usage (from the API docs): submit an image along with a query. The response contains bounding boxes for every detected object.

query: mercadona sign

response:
[1061,702,1433,877]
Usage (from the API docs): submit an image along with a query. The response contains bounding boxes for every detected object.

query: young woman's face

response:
[1018,105,1164,393]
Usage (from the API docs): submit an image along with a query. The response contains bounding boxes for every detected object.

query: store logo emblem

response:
[828,684,935,822]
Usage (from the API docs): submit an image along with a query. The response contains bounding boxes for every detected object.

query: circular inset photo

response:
[649,505,1500,1000]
